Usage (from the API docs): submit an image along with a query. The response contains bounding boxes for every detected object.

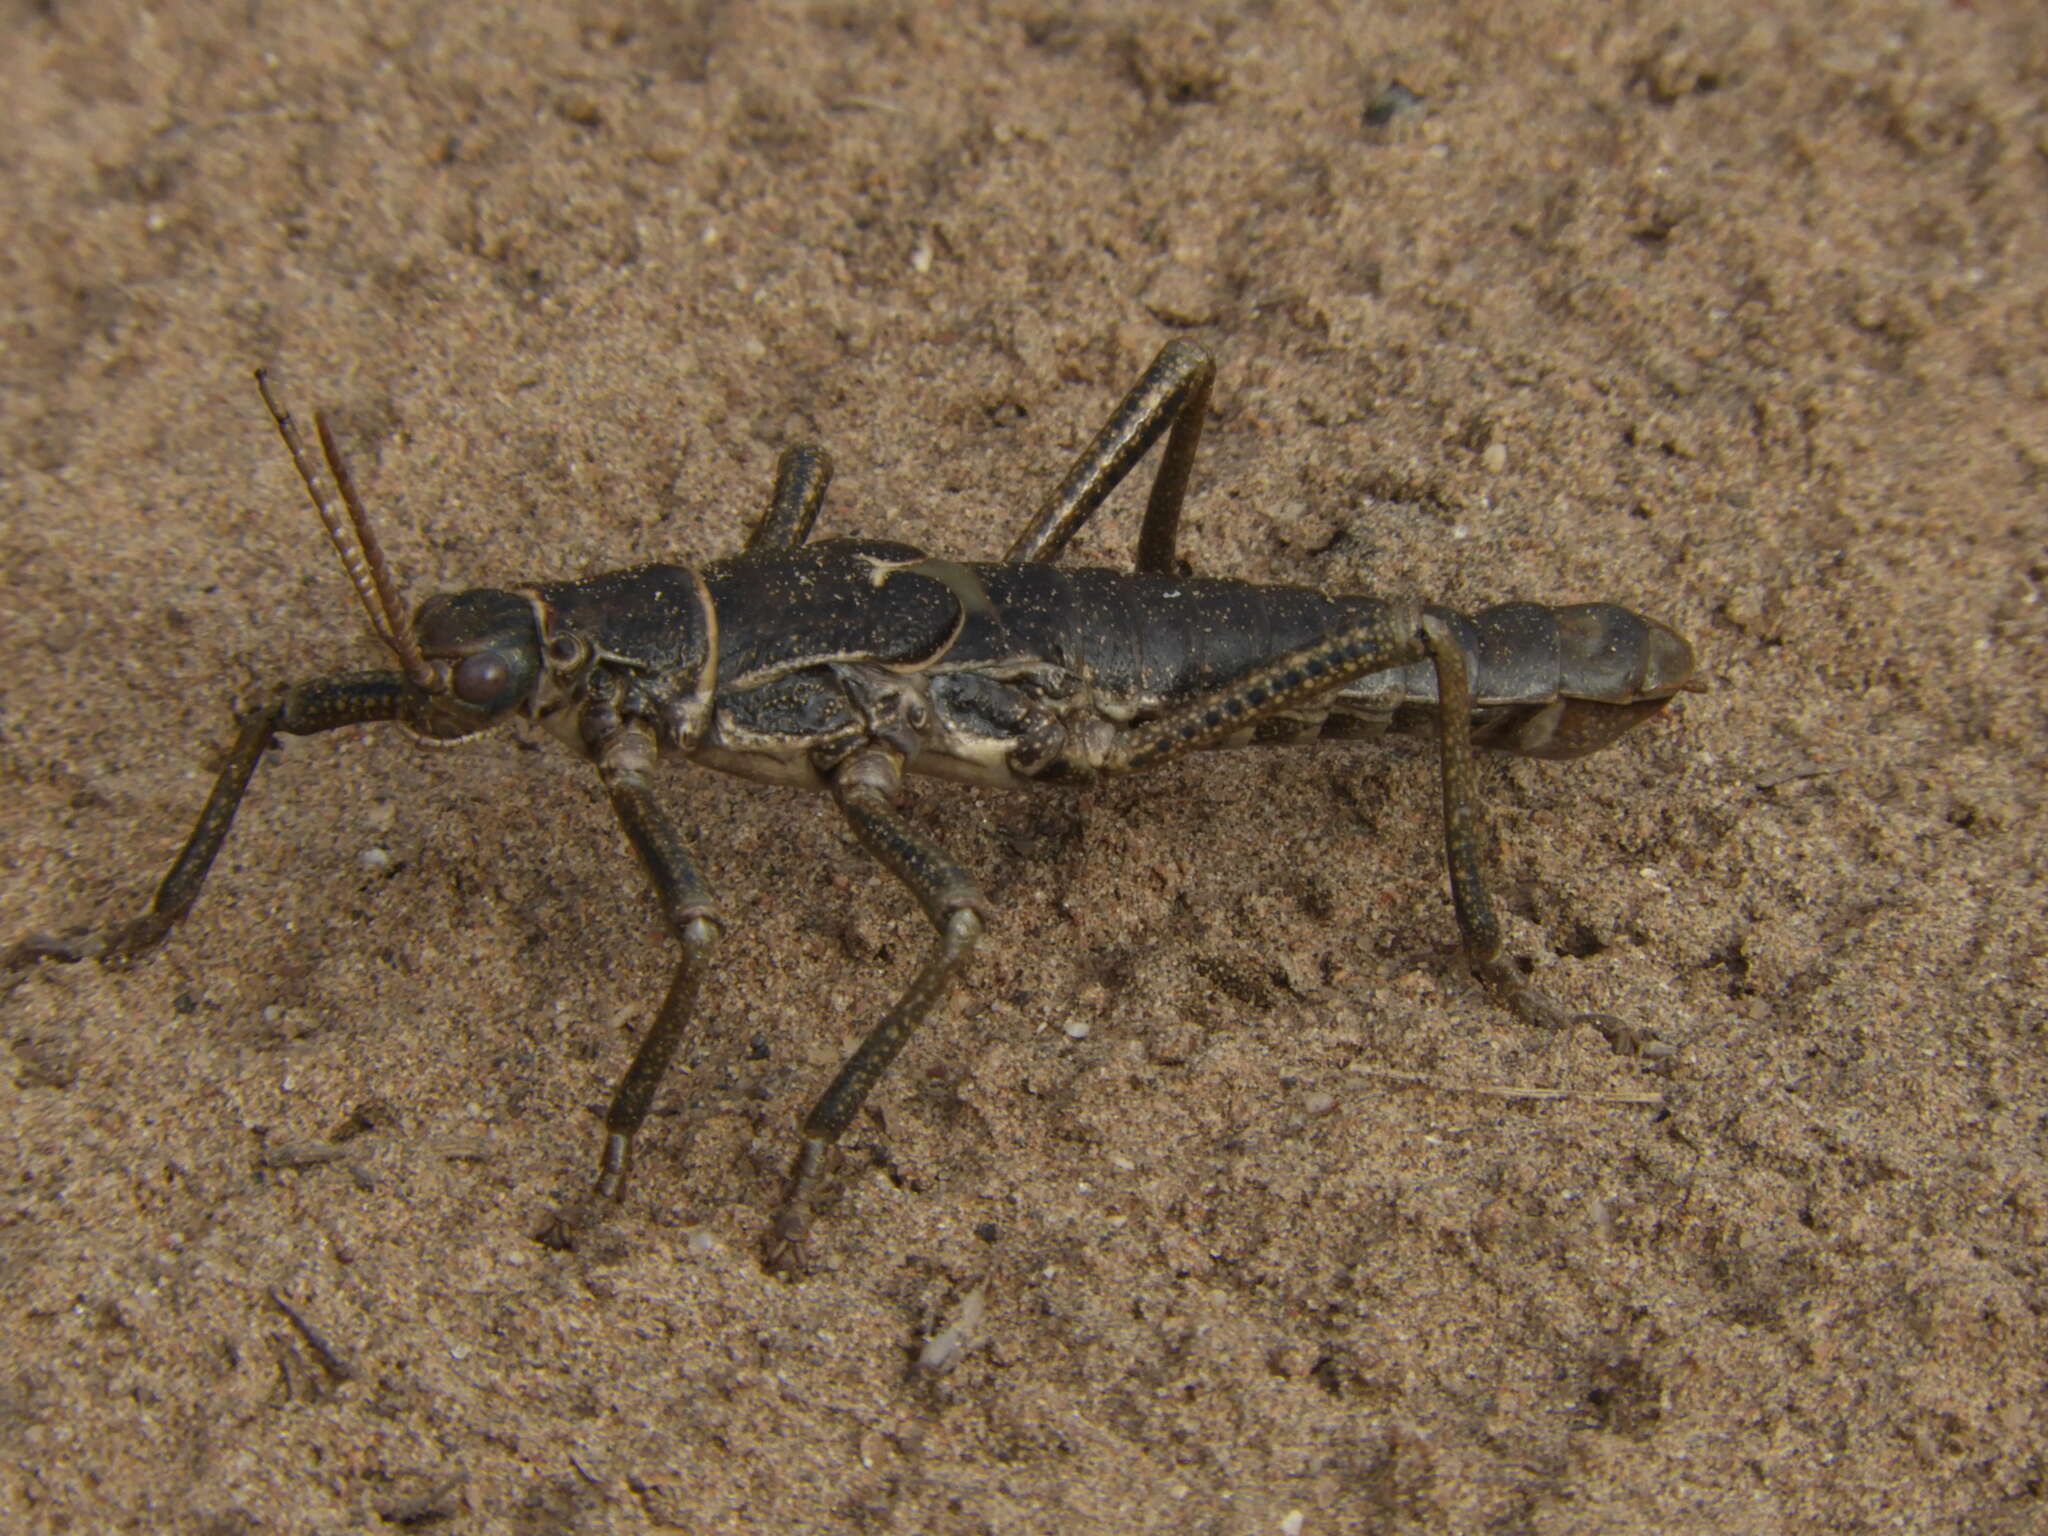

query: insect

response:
[5,342,1698,1271]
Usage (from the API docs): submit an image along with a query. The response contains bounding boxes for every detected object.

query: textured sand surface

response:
[3,3,2045,1532]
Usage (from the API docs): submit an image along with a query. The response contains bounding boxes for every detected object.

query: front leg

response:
[546,725,720,1243]
[768,747,987,1274]
[6,674,403,972]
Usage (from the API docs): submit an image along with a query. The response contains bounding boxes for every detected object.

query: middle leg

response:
[768,746,987,1272]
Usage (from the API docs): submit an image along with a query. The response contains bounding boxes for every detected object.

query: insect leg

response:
[1098,608,1623,1035]
[589,729,721,1204]
[768,747,987,1273]
[1421,615,1638,1044]
[5,673,403,971]
[1105,602,1429,774]
[1004,338,1214,573]
[744,443,834,552]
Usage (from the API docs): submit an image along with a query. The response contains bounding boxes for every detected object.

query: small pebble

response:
[1363,79,1426,130]
[1061,1019,1091,1040]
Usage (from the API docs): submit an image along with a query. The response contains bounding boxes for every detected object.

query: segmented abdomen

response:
[946,564,1686,761]
[954,563,1370,708]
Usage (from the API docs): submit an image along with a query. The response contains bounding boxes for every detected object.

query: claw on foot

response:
[1575,1009,1650,1055]
[5,929,108,969]
[765,1136,836,1278]
[536,1182,615,1252]
[5,914,173,972]
[1473,954,1663,1057]
[535,1212,581,1252]
[763,1206,814,1278]
[595,1132,632,1203]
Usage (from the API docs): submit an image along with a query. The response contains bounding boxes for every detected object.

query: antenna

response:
[255,370,438,691]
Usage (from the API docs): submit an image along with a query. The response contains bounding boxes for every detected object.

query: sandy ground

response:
[3,1,2045,1531]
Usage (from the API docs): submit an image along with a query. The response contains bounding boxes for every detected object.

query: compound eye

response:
[452,650,514,707]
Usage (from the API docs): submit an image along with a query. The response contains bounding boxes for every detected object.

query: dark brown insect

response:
[5,342,1698,1271]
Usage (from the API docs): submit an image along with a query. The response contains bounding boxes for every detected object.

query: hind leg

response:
[1004,339,1214,573]
[1102,607,1626,1041]
[745,443,834,551]
[767,747,987,1273]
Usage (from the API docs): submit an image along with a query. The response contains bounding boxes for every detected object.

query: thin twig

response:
[258,1141,350,1169]
[1753,762,1849,790]
[1352,1067,1664,1108]
[266,1288,359,1383]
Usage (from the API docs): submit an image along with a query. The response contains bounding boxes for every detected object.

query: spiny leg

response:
[1004,338,1215,573]
[1420,616,1640,1046]
[5,674,404,972]
[768,747,987,1273]
[1100,607,1613,1037]
[1106,602,1430,774]
[744,443,833,552]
